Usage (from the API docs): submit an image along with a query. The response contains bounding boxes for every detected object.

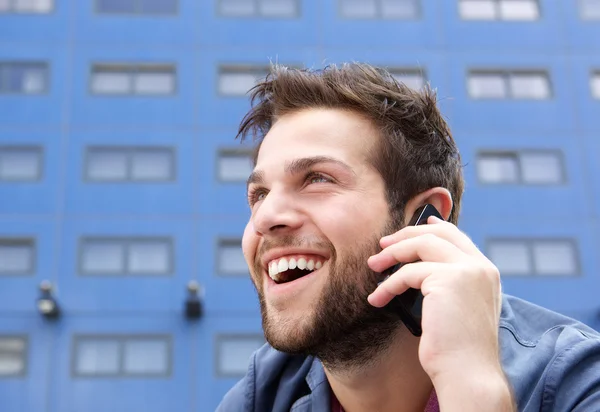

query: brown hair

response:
[236,63,464,225]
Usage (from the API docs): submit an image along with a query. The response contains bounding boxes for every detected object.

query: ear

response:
[403,187,453,224]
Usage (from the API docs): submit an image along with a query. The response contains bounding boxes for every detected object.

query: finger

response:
[368,261,445,307]
[380,218,484,259]
[368,233,465,273]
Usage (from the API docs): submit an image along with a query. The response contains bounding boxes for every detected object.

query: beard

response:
[252,218,407,372]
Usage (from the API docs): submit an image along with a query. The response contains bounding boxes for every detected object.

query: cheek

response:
[242,221,258,267]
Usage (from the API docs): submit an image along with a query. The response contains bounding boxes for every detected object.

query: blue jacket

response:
[217,295,600,411]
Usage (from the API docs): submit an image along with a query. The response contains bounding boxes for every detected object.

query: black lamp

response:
[37,280,60,319]
[185,280,203,320]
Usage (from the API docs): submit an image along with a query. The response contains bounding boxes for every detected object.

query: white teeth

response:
[307,260,315,270]
[289,258,297,269]
[278,259,289,273]
[315,261,322,270]
[297,258,307,269]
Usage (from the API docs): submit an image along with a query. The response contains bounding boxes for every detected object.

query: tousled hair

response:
[236,63,464,225]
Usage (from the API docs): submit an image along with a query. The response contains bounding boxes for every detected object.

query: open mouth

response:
[267,256,327,285]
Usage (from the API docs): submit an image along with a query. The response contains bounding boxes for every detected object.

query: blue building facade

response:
[0,0,599,411]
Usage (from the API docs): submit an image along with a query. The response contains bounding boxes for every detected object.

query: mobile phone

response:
[378,204,444,337]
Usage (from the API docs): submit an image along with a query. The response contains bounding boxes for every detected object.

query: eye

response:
[307,172,333,184]
[247,187,268,207]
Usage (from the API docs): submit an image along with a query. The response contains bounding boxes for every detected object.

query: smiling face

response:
[242,108,407,364]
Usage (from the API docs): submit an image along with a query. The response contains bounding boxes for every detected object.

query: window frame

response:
[217,65,271,97]
[0,238,36,276]
[214,334,265,378]
[78,237,174,276]
[387,67,427,90]
[0,0,54,14]
[215,237,248,277]
[71,334,172,378]
[0,145,44,182]
[216,0,301,18]
[486,238,580,277]
[458,0,541,21]
[467,69,552,100]
[216,147,254,183]
[0,62,49,95]
[84,146,176,183]
[0,335,28,378]
[476,149,566,185]
[89,63,177,96]
[337,0,421,20]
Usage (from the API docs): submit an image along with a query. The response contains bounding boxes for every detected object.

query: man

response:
[217,63,600,411]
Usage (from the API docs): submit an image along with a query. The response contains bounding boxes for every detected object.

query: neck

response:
[323,328,433,412]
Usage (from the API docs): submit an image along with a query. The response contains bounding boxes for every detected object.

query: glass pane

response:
[520,152,563,184]
[217,336,264,376]
[468,73,507,99]
[220,0,255,16]
[0,148,41,181]
[5,64,46,94]
[87,149,128,181]
[259,0,296,17]
[134,70,175,95]
[390,71,424,89]
[500,0,539,20]
[591,73,600,99]
[128,240,171,274]
[339,0,377,18]
[488,241,531,275]
[123,339,168,374]
[0,353,24,375]
[219,242,248,275]
[81,240,125,274]
[131,149,173,181]
[0,241,34,274]
[96,0,136,13]
[14,0,52,12]
[0,0,10,12]
[459,0,496,20]
[381,0,418,19]
[75,340,120,375]
[0,337,26,352]
[477,154,519,183]
[218,153,253,182]
[141,0,177,14]
[580,0,600,19]
[509,73,550,99]
[219,71,265,96]
[91,69,131,94]
[532,241,577,275]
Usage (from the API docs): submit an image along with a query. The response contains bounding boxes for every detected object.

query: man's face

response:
[242,108,403,363]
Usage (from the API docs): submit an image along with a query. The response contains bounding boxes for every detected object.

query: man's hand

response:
[367,216,515,411]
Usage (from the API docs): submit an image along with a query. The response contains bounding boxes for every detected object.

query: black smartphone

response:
[378,204,444,337]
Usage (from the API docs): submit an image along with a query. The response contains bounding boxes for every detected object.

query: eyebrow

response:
[246,156,355,190]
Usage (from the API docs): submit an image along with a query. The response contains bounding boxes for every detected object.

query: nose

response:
[252,188,303,236]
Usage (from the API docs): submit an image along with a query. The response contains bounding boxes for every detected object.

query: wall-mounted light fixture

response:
[37,280,60,319]
[185,280,203,320]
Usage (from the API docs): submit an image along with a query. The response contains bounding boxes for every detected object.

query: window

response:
[96,0,177,14]
[580,0,600,20]
[218,149,253,182]
[0,0,52,13]
[459,0,539,20]
[0,62,48,94]
[80,237,173,275]
[217,239,247,275]
[0,146,43,181]
[0,238,35,275]
[389,68,426,90]
[85,146,175,182]
[468,70,551,99]
[73,335,171,377]
[218,66,269,96]
[90,64,176,95]
[591,71,600,99]
[219,0,299,18]
[477,151,565,184]
[0,336,27,377]
[339,0,419,19]
[487,239,578,276]
[215,335,265,377]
